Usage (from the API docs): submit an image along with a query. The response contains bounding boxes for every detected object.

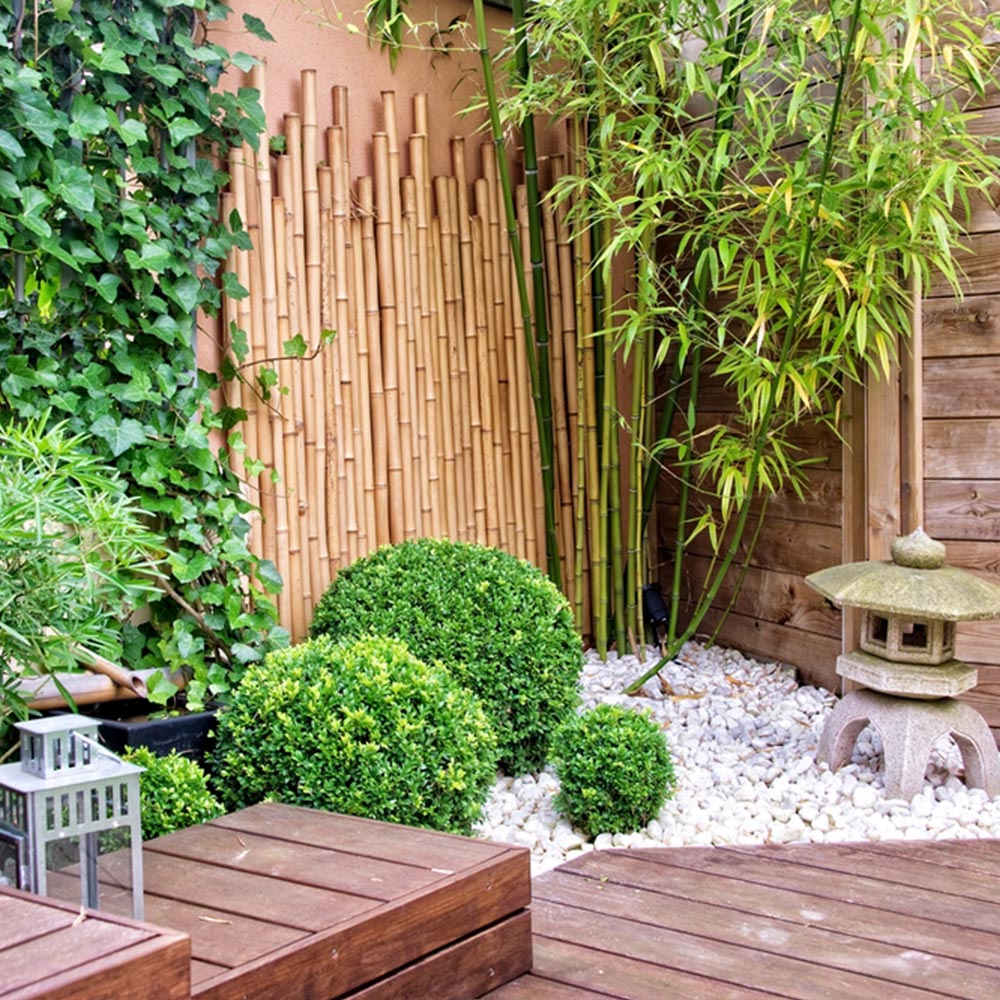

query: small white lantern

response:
[0,715,144,920]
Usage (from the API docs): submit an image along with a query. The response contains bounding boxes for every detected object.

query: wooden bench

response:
[0,886,189,1000]
[35,801,532,999]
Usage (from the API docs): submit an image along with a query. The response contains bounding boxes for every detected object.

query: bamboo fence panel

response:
[224,69,605,641]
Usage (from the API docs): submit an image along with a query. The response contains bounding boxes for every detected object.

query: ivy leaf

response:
[94,47,130,75]
[20,187,52,237]
[90,415,148,457]
[117,118,147,147]
[91,273,123,304]
[0,129,24,161]
[139,240,173,272]
[53,162,95,214]
[231,642,262,664]
[68,95,108,138]
[0,170,20,198]
[242,14,275,41]
[230,51,259,73]
[220,271,249,299]
[168,117,202,146]
[284,334,308,358]
[256,559,283,594]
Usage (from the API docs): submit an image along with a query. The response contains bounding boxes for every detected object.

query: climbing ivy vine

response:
[0,0,287,707]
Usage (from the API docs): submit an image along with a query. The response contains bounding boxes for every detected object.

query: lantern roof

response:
[805,528,1000,622]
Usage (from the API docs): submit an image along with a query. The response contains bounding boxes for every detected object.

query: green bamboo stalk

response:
[627,0,867,692]
[510,0,560,587]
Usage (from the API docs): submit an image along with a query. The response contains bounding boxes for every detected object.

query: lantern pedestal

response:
[817,688,1000,800]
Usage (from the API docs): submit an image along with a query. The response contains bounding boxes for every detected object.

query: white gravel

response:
[473,642,1000,877]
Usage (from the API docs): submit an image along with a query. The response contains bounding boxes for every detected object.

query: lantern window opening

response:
[868,614,889,647]
[901,621,929,650]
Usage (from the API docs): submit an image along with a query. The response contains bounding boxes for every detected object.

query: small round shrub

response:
[212,636,498,834]
[122,746,224,841]
[310,538,582,775]
[551,704,676,839]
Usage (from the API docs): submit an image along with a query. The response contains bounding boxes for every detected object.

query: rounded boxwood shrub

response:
[551,704,676,838]
[212,636,498,834]
[310,538,582,775]
[122,746,223,841]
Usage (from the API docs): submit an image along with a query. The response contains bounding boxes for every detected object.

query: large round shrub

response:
[310,539,582,775]
[551,704,676,838]
[122,746,223,841]
[212,636,498,834]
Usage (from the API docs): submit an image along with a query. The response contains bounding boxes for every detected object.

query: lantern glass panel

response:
[0,826,28,889]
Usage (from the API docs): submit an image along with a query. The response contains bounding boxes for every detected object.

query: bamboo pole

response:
[300,72,334,594]
[272,194,308,639]
[470,215,501,545]
[329,125,369,559]
[542,192,573,593]
[402,176,433,536]
[438,173,473,541]
[320,163,357,565]
[373,133,405,542]
[277,155,316,626]
[411,98,445,537]
[357,175,391,546]
[452,139,487,542]
[474,177,504,549]
[220,184,246,486]
[382,92,419,540]
[516,185,541,567]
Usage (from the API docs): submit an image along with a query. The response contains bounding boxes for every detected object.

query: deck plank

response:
[211,801,507,870]
[594,849,1000,965]
[343,910,533,999]
[532,869,988,998]
[725,842,1000,904]
[621,844,1000,936]
[148,824,442,901]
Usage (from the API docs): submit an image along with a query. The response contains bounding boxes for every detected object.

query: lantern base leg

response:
[817,688,1000,800]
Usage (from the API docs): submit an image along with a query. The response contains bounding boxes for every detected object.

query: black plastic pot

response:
[91,700,218,767]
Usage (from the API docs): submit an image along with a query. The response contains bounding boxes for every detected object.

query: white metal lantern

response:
[0,715,144,920]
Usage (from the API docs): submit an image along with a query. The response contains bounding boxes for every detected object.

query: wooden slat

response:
[924,357,1000,419]
[525,892,949,999]
[194,850,529,1000]
[566,849,1000,968]
[0,893,74,948]
[924,419,1000,479]
[623,845,1000,939]
[923,294,1000,357]
[0,892,189,1000]
[928,232,1000,298]
[209,801,508,871]
[343,910,532,999]
[697,607,841,690]
[925,480,1000,540]
[517,936,778,1000]
[90,850,379,932]
[680,553,841,639]
[534,864,1000,996]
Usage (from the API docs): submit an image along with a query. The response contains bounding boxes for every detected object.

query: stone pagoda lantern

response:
[806,528,1000,799]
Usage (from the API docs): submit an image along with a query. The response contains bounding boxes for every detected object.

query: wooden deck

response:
[42,801,532,999]
[493,839,1000,999]
[0,886,189,1000]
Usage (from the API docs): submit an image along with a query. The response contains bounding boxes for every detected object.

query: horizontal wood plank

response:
[924,419,1000,479]
[925,480,1000,540]
[928,231,1000,298]
[343,910,532,999]
[923,295,1000,357]
[924,358,1000,419]
[195,848,530,1000]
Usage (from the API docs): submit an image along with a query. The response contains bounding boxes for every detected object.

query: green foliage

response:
[122,745,223,840]
[0,417,164,742]
[311,539,582,775]
[0,0,286,708]
[212,636,498,834]
[551,704,676,838]
[494,0,1000,678]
